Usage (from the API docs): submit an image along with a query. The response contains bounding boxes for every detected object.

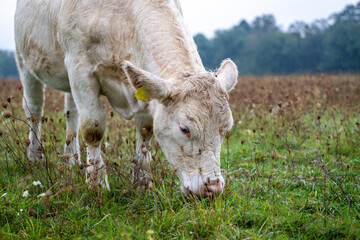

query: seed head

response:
[28,207,36,217]
[45,190,52,197]
[2,102,8,109]
[316,102,321,110]
[271,150,277,160]
[17,83,23,91]
[24,139,30,147]
[225,130,231,139]
[6,97,11,103]
[141,146,148,154]
[3,112,11,118]
[243,169,250,178]
[148,180,153,189]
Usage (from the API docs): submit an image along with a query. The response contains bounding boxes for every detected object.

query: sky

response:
[0,0,358,51]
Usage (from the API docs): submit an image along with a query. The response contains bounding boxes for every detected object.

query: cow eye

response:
[179,124,190,137]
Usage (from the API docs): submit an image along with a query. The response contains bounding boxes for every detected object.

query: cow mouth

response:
[179,175,225,198]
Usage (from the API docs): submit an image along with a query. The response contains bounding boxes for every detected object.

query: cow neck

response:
[132,4,205,80]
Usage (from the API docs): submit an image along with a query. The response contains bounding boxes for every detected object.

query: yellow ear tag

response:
[135,87,150,102]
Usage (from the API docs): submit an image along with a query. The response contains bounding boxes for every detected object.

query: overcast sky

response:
[0,0,358,51]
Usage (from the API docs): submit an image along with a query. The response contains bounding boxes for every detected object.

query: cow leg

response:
[20,70,44,162]
[133,114,153,187]
[64,93,80,165]
[65,55,109,189]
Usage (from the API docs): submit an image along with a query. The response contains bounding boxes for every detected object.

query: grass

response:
[0,74,360,239]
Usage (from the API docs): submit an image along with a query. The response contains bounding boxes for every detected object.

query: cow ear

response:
[122,61,170,101]
[216,59,238,92]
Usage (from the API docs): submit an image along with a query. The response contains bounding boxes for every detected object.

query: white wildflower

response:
[37,193,46,198]
[20,209,24,212]
[237,120,243,125]
[33,180,43,187]
[1,193,7,198]
[22,190,29,198]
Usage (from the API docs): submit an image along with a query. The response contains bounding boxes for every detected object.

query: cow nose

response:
[180,175,225,198]
[203,176,225,197]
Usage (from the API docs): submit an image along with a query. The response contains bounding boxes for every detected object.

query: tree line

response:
[0,50,18,78]
[0,2,359,78]
[194,1,360,75]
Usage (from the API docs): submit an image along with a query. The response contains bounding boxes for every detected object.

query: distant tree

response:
[321,21,360,71]
[252,14,279,34]
[288,19,328,72]
[193,33,215,69]
[241,32,299,75]
[331,2,360,22]
[237,20,251,34]
[0,50,18,78]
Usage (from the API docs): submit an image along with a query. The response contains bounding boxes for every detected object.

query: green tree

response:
[321,21,360,71]
[0,50,18,78]
[252,14,279,34]
[321,2,360,71]
[193,33,215,69]
[241,32,299,75]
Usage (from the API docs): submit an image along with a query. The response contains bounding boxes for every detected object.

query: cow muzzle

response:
[180,174,225,198]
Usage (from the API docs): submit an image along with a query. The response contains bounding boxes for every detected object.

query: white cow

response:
[14,0,238,197]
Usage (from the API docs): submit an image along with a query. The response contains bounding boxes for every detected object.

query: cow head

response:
[123,60,238,197]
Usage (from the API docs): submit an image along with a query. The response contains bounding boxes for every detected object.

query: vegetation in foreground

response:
[0,74,359,239]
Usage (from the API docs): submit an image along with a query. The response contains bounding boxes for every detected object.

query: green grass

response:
[1,81,360,239]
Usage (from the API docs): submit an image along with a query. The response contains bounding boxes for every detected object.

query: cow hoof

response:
[27,148,43,162]
[86,165,110,190]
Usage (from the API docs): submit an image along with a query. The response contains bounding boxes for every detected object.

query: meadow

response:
[0,74,359,239]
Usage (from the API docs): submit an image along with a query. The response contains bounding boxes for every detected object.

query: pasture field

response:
[0,74,360,239]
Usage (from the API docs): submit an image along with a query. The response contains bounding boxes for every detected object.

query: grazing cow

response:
[14,0,238,197]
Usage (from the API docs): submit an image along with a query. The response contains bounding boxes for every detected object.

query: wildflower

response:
[37,193,46,198]
[245,129,253,135]
[1,193,7,198]
[146,230,154,235]
[33,180,43,187]
[22,190,30,198]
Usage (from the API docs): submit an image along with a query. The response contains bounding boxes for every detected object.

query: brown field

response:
[1,74,359,114]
